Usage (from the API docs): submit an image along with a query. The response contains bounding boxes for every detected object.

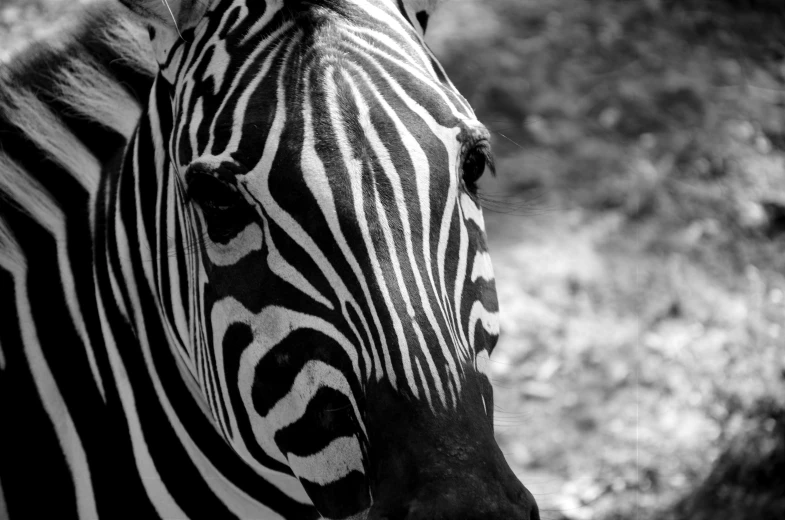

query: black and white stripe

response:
[0,1,537,518]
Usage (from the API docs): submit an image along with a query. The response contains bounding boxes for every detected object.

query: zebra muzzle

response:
[363,377,539,520]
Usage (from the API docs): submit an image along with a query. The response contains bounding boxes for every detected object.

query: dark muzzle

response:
[364,377,539,520]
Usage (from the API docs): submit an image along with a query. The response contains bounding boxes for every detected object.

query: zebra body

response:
[0,1,538,518]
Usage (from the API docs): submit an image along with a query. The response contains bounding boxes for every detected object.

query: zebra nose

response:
[364,377,539,520]
[368,471,539,520]
[368,486,539,520]
[403,489,538,520]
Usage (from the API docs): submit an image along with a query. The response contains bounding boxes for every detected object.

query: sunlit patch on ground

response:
[483,207,783,518]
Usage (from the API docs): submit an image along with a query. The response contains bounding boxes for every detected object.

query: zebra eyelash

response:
[476,143,497,177]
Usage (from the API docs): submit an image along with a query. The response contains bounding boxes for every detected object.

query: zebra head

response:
[120,0,538,518]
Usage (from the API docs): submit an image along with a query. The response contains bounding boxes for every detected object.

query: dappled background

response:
[429,1,785,518]
[2,0,784,518]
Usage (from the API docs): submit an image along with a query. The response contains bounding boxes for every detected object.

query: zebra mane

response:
[0,2,156,236]
[0,3,157,134]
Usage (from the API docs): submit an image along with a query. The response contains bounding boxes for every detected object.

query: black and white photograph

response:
[1,0,783,518]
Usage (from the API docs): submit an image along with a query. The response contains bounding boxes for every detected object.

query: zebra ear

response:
[118,0,210,61]
[398,0,444,35]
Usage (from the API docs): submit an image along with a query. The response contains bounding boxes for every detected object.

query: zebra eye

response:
[462,145,492,192]
[185,164,253,243]
[186,170,243,213]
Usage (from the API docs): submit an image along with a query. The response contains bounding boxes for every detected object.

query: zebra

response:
[0,0,539,518]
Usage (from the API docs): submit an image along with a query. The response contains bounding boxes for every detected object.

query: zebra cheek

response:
[271,366,372,518]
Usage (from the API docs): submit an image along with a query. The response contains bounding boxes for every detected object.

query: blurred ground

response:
[2,1,785,519]
[0,0,96,61]
[429,1,785,518]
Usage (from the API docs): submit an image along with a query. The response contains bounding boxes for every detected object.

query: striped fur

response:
[0,1,538,518]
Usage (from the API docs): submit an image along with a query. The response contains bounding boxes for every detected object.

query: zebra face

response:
[125,0,537,517]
